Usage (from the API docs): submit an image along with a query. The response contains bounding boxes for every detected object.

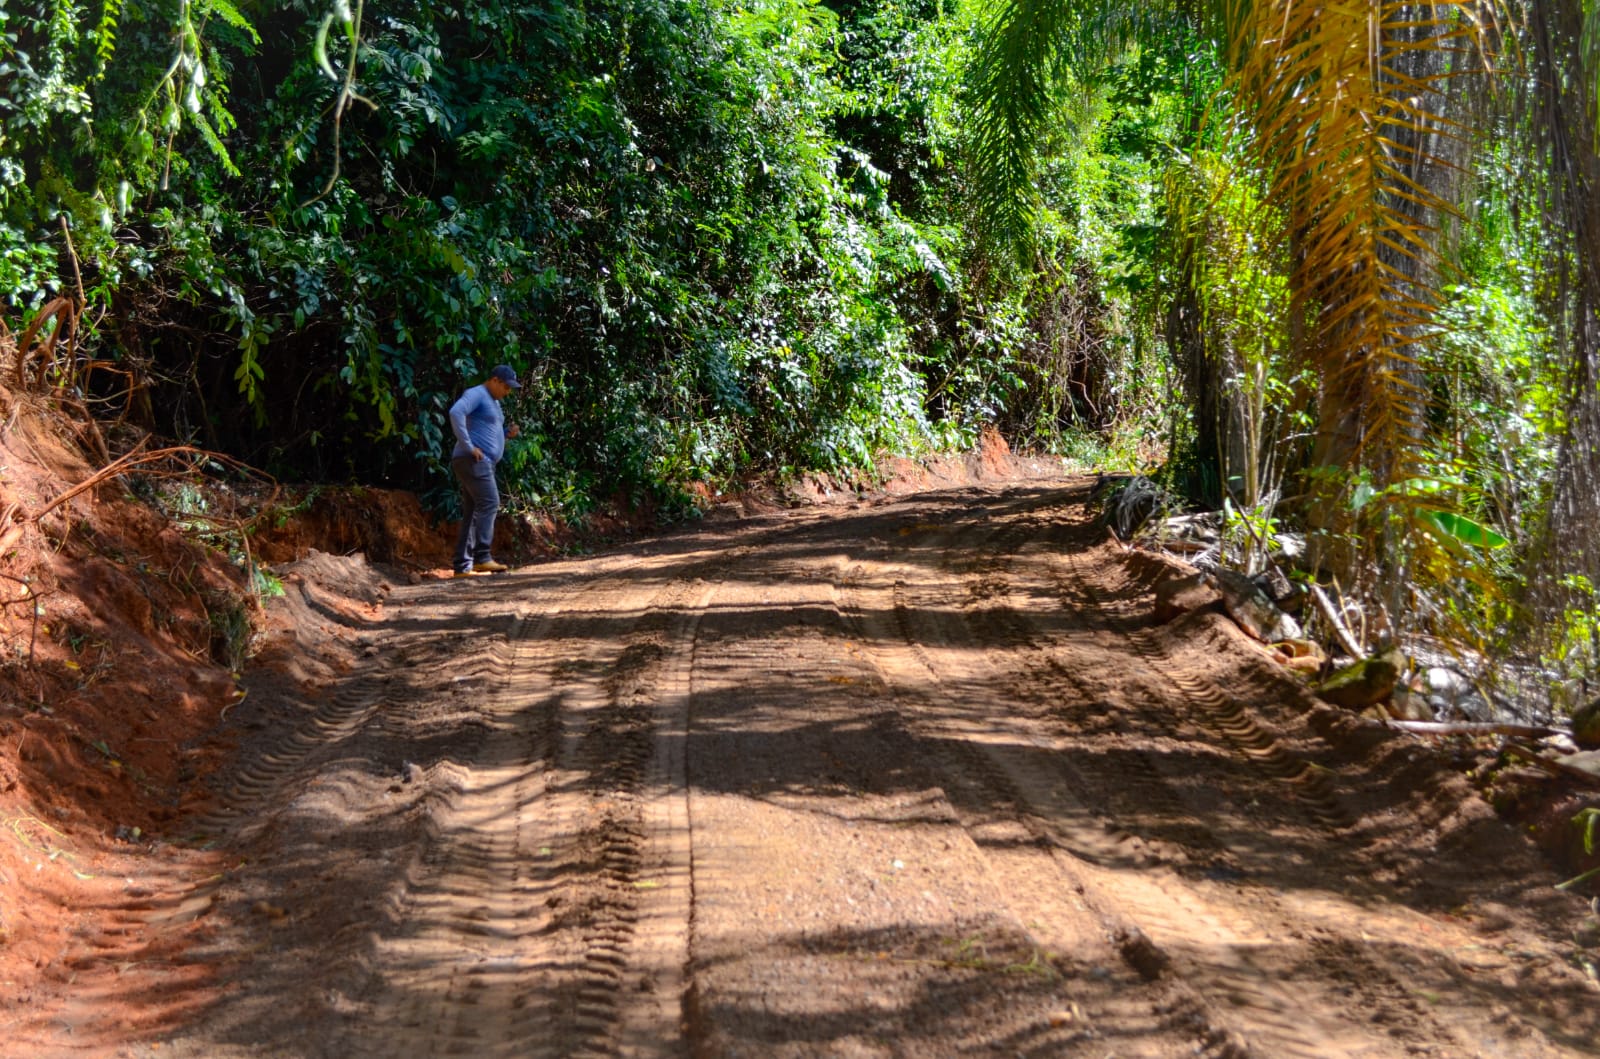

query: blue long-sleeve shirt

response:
[448,384,507,463]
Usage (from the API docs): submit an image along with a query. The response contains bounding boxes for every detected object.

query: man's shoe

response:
[453,569,489,578]
[476,559,509,573]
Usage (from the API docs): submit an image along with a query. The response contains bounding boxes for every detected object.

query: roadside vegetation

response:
[3,0,1599,707]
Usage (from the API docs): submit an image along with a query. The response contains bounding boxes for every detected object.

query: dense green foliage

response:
[4,0,1152,516]
[8,0,1597,689]
[962,0,1600,693]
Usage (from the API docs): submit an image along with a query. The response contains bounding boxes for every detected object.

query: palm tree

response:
[966,1,1600,647]
[1514,0,1600,670]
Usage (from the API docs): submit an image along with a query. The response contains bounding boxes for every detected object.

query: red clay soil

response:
[0,410,243,1014]
[0,398,455,1041]
[0,416,1597,1058]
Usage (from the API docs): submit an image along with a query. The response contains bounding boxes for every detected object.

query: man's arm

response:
[448,388,487,459]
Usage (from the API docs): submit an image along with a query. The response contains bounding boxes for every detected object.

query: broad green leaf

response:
[313,14,338,80]
[1423,510,1510,549]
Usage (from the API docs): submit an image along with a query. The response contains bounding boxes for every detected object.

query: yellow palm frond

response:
[1221,0,1507,601]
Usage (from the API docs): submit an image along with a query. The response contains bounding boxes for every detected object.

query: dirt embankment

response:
[0,413,247,995]
[0,391,461,1025]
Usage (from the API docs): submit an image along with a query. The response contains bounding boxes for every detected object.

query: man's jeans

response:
[452,455,500,572]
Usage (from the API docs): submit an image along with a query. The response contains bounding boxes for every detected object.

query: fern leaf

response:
[200,0,261,44]
[192,112,241,177]
[94,0,124,78]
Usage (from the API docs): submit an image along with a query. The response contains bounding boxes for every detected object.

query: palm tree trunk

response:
[1520,0,1600,662]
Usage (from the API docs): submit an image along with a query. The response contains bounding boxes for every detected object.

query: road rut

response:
[25,477,1599,1058]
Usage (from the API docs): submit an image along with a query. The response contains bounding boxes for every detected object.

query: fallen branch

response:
[1309,583,1365,661]
[30,436,154,521]
[30,441,278,524]
[1389,720,1568,739]
[1504,742,1600,789]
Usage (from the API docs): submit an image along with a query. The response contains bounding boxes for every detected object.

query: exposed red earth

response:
[2,428,1597,1057]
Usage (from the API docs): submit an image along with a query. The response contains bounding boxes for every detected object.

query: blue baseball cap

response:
[490,364,521,389]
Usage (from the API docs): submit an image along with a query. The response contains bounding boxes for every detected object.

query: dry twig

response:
[1389,720,1567,739]
[1504,742,1600,789]
[1310,582,1366,660]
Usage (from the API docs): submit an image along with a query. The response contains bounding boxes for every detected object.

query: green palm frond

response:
[965,0,1207,260]
[1223,1,1522,626]
[967,0,1514,611]
[965,0,1082,259]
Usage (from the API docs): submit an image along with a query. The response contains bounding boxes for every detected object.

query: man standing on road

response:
[448,364,521,578]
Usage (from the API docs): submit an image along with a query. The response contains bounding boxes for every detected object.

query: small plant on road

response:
[1557,808,1600,893]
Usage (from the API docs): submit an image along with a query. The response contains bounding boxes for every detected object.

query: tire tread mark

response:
[837,505,1466,1059]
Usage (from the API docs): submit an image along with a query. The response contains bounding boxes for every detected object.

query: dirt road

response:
[22,476,1600,1057]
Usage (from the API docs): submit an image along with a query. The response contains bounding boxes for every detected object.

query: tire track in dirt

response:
[826,495,1257,1054]
[34,479,1598,1058]
[1053,535,1532,1057]
[838,490,1519,1058]
[32,580,474,1045]
[343,551,721,1059]
[94,528,785,1057]
[1042,526,1351,829]
[215,573,582,1058]
[541,571,714,1059]
[348,609,551,1059]
[681,550,1133,1057]
[53,563,595,1054]
[837,542,1293,1057]
[1026,501,1578,1057]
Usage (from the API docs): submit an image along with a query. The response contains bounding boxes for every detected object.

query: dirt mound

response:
[247,550,396,693]
[253,488,451,569]
[0,407,268,1020]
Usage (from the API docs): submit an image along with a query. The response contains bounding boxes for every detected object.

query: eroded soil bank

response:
[6,466,1600,1057]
